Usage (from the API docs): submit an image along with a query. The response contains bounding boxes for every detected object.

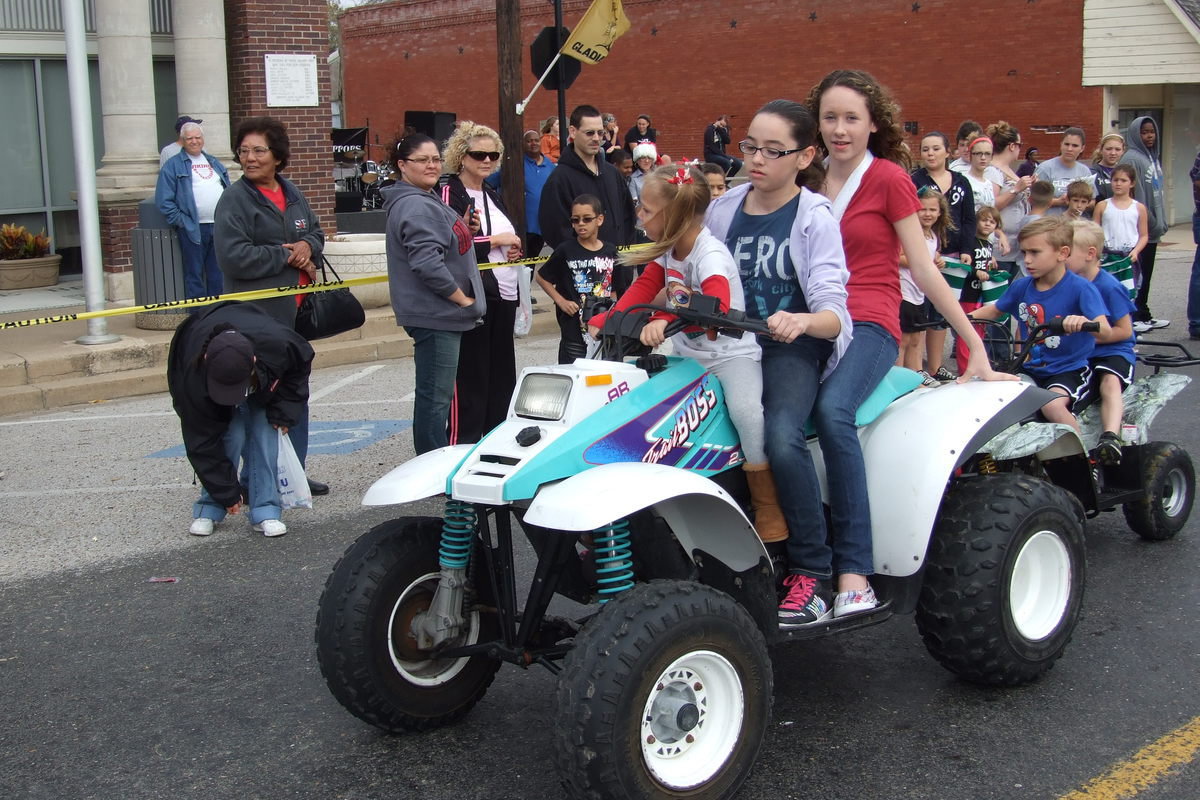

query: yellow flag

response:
[560,0,632,65]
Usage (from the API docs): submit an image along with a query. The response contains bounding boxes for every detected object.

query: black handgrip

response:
[1044,317,1099,335]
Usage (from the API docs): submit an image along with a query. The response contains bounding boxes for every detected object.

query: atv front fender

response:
[362,445,474,506]
[522,462,767,572]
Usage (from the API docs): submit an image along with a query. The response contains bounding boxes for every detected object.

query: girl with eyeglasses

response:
[777,70,1013,627]
[594,162,812,547]
[382,133,485,455]
[704,99,853,623]
[439,121,526,445]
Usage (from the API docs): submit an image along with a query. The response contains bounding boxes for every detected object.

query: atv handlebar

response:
[592,295,772,362]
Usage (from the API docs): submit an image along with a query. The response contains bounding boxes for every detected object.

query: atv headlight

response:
[515,373,572,420]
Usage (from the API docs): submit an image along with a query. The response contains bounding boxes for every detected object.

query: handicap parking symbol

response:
[147,419,412,459]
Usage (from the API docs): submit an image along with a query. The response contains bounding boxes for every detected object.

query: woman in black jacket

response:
[623,114,657,156]
[214,117,327,492]
[910,130,976,382]
[439,121,525,444]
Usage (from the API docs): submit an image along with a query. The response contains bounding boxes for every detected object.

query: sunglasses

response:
[569,215,598,224]
[466,150,501,161]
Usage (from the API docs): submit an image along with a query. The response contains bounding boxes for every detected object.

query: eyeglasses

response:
[970,151,993,157]
[466,150,501,161]
[237,146,271,157]
[577,129,604,138]
[738,141,805,159]
[569,215,598,224]
[403,156,443,166]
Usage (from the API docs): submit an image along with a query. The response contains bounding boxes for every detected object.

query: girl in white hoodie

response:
[591,164,790,543]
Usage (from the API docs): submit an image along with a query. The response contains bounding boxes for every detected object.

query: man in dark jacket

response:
[703,115,743,177]
[538,104,637,250]
[167,301,314,538]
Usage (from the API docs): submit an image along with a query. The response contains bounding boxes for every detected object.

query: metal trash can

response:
[131,198,188,331]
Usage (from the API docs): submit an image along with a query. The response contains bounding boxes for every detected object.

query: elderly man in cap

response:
[156,121,230,299]
[160,115,204,166]
[167,301,314,537]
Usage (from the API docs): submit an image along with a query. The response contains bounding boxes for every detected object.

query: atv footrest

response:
[774,600,894,643]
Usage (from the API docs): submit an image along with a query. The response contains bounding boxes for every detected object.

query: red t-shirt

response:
[256,183,309,304]
[838,158,921,342]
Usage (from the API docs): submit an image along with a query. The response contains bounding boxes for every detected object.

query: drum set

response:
[335,148,393,211]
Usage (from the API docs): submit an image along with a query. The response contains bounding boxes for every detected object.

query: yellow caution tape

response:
[0,243,654,331]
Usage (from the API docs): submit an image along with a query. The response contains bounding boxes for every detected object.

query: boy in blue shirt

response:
[973,217,1110,432]
[1067,219,1137,464]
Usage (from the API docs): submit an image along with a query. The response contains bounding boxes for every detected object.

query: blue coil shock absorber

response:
[439,500,476,569]
[593,518,634,602]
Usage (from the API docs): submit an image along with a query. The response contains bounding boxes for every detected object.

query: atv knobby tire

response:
[315,517,499,733]
[554,581,772,800]
[917,474,1085,686]
[1123,442,1195,541]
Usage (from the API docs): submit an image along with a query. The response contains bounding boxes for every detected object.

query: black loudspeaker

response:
[335,191,363,213]
[405,111,457,146]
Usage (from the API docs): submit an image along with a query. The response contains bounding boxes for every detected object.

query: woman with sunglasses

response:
[439,122,525,444]
[383,133,485,455]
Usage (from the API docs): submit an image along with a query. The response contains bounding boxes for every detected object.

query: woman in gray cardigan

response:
[382,134,486,454]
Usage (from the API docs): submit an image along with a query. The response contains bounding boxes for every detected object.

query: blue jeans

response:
[177,223,223,300]
[1187,213,1200,335]
[761,335,830,575]
[405,326,462,454]
[194,403,281,524]
[707,153,744,177]
[769,323,896,579]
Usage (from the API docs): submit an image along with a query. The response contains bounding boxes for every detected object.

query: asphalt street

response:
[1,246,1198,799]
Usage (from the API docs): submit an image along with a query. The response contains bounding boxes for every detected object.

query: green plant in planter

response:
[1,223,52,260]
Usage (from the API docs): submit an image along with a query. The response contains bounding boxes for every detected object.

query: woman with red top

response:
[214,116,326,492]
[776,71,1012,625]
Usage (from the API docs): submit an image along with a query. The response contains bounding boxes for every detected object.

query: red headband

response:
[968,136,993,152]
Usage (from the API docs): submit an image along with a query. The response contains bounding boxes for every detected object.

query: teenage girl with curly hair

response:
[770,70,1013,627]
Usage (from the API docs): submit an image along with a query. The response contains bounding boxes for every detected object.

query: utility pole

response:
[496,0,527,244]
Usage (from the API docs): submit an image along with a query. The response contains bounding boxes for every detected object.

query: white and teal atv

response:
[315,300,1192,799]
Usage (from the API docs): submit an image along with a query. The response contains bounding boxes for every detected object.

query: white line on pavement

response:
[0,483,193,498]
[309,364,387,402]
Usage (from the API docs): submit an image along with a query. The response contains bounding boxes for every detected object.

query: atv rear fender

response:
[861,380,1057,578]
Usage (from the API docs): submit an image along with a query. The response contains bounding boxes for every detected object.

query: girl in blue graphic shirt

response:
[704,99,851,573]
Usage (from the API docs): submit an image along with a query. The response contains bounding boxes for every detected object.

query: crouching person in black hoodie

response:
[167,301,314,538]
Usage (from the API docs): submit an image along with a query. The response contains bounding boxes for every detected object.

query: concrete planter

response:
[323,234,388,309]
[0,254,61,290]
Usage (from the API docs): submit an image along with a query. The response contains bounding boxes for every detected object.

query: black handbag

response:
[295,256,366,341]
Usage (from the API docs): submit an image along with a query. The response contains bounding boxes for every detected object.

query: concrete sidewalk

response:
[0,222,1195,417]
[0,279,559,416]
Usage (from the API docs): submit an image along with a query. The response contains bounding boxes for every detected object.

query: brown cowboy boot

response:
[743,462,789,543]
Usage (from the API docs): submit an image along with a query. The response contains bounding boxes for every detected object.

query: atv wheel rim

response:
[639,650,744,791]
[1160,467,1188,518]
[1009,530,1071,642]
[387,571,480,687]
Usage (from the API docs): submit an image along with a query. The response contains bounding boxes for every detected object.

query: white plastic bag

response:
[514,266,533,338]
[277,429,313,510]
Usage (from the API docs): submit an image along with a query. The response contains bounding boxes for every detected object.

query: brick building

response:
[0,0,334,302]
[340,0,1200,224]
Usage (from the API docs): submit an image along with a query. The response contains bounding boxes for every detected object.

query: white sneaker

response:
[1132,321,1152,334]
[253,519,288,537]
[1148,318,1170,330]
[833,585,879,618]
[189,518,214,536]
